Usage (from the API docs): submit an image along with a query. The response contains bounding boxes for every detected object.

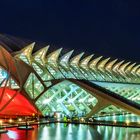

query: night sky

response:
[0,0,140,62]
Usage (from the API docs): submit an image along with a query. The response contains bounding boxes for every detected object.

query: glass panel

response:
[46,65,64,79]
[70,67,85,79]
[9,78,19,89]
[35,80,98,117]
[93,81,140,104]
[19,53,29,64]
[44,81,52,87]
[32,63,43,75]
[59,66,75,78]
[32,63,53,81]
[24,73,44,99]
[42,73,53,81]
[0,67,19,89]
[0,68,8,84]
[34,56,43,65]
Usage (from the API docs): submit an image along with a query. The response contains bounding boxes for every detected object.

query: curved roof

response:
[0,34,31,52]
[0,35,140,119]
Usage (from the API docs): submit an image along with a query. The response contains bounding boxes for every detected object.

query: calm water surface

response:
[0,123,140,140]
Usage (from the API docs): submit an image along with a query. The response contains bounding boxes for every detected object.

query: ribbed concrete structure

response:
[0,35,139,122]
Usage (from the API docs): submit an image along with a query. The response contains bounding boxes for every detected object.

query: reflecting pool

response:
[0,123,140,140]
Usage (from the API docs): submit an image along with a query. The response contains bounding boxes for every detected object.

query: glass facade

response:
[0,42,139,123]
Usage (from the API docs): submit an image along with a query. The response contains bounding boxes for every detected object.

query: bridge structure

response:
[0,41,140,122]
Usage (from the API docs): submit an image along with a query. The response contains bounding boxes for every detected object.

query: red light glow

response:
[0,88,37,116]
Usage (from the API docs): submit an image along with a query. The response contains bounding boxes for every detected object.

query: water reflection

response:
[0,124,140,140]
[7,130,18,139]
[37,123,100,140]
[96,126,140,140]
